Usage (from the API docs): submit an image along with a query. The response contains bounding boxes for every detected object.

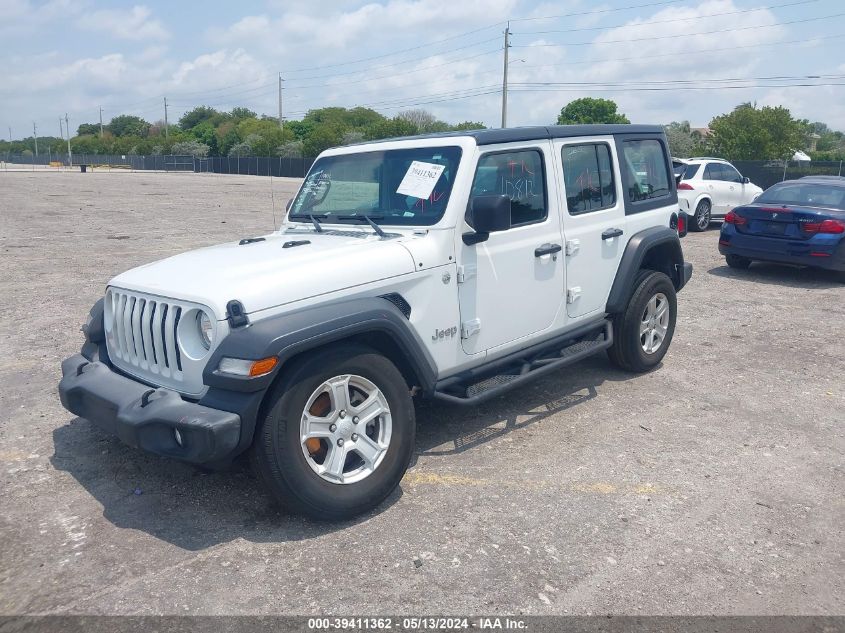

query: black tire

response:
[250,344,415,520]
[607,270,677,373]
[725,254,752,269]
[689,199,712,232]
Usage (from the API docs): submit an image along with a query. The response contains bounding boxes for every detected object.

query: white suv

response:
[675,158,762,231]
[59,125,692,519]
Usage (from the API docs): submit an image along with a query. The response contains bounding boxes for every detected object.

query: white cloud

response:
[76,5,169,41]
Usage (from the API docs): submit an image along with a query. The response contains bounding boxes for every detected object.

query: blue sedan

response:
[718,177,845,281]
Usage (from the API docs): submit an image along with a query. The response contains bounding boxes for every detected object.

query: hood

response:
[109,229,417,318]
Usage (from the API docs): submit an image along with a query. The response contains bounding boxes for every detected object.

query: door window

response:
[562,143,617,214]
[470,150,547,226]
[621,140,670,202]
[721,164,743,183]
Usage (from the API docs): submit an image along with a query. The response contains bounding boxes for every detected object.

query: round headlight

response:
[198,311,214,349]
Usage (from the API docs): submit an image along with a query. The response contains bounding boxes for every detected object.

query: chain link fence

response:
[1,153,315,178]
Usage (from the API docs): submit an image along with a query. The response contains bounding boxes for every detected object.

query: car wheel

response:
[725,254,751,269]
[607,270,677,373]
[690,199,711,232]
[250,344,415,520]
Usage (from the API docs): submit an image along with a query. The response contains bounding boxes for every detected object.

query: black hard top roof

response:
[371,124,664,146]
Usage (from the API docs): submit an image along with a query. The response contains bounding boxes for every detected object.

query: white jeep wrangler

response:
[59,125,692,519]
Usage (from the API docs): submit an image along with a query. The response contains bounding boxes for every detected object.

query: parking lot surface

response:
[1,171,842,615]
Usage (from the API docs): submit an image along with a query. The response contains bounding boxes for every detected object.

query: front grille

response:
[104,288,218,396]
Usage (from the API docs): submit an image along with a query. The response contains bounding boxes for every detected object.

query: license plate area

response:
[756,220,787,236]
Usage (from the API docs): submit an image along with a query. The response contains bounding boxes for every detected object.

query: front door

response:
[457,144,565,354]
[703,162,732,214]
[555,137,627,318]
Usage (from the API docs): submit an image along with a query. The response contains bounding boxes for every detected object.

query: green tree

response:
[77,123,100,136]
[179,106,219,131]
[229,107,257,121]
[557,98,630,125]
[708,103,807,160]
[108,115,151,138]
[663,121,707,157]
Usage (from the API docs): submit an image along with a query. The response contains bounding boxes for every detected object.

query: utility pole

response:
[278,73,284,130]
[65,113,72,164]
[99,106,104,138]
[501,23,510,129]
[163,97,169,139]
[58,117,63,141]
[33,122,38,156]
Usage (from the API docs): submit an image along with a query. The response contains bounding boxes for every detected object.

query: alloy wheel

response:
[299,374,392,484]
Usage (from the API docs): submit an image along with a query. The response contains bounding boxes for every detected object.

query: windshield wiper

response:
[338,214,387,238]
[288,213,326,233]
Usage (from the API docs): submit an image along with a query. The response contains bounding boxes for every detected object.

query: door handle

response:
[601,228,624,240]
[534,243,562,257]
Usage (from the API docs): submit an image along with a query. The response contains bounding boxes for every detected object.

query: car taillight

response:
[678,213,686,235]
[801,219,845,234]
[677,182,694,190]
[724,210,747,225]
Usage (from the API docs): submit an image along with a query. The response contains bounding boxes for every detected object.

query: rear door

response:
[554,137,626,318]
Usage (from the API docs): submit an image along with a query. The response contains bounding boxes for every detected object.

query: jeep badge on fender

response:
[59,125,692,520]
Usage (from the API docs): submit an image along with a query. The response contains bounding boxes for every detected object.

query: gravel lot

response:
[1,170,842,616]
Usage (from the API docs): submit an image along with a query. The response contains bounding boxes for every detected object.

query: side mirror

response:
[463,195,512,245]
[742,176,750,184]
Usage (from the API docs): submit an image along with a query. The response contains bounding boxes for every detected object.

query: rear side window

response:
[681,164,700,180]
[703,163,719,180]
[562,143,617,214]
[471,149,547,226]
[621,140,670,203]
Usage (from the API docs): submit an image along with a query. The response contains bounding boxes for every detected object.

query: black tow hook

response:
[140,389,156,408]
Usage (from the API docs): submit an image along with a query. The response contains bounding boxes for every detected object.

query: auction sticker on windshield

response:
[396,161,445,199]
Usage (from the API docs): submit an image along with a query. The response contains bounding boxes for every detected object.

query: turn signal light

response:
[724,210,747,225]
[249,357,279,377]
[218,356,279,377]
[801,219,845,234]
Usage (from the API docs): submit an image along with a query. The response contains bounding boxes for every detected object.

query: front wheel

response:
[690,199,712,232]
[607,270,677,373]
[250,344,415,520]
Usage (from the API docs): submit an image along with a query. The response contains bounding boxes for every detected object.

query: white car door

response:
[554,137,626,318]
[702,162,732,214]
[457,143,566,354]
[722,163,752,207]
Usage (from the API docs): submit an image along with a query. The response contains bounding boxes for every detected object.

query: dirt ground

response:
[0,170,842,616]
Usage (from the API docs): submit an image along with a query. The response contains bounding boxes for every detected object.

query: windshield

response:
[756,183,845,210]
[289,146,462,226]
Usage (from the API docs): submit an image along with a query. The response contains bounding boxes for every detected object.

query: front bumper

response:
[59,354,241,464]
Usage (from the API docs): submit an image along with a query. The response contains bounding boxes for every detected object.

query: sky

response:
[1,0,843,140]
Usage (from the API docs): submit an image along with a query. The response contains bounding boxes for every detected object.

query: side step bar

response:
[432,320,613,406]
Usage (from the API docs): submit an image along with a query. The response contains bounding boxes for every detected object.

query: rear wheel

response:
[690,199,711,232]
[250,344,415,520]
[608,270,677,373]
[726,254,751,269]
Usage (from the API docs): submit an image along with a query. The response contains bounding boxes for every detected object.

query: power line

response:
[514,11,845,48]
[282,0,690,74]
[514,0,819,35]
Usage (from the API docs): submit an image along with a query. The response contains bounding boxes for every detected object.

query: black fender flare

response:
[605,226,689,314]
[202,296,438,395]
